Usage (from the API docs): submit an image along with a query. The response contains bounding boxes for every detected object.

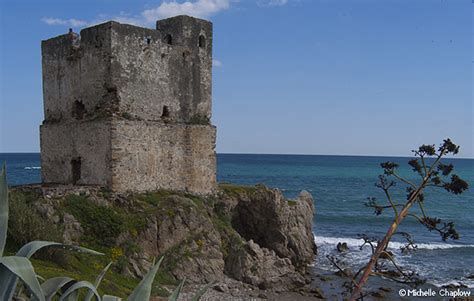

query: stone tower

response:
[40,15,216,195]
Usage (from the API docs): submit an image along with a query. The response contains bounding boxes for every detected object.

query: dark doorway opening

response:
[71,157,81,184]
[161,105,170,118]
[72,100,86,120]
[164,34,173,45]
[198,35,206,48]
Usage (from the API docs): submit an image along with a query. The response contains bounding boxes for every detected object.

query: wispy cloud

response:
[257,0,288,7]
[142,0,231,22]
[41,17,89,27]
[41,0,232,28]
[212,59,223,67]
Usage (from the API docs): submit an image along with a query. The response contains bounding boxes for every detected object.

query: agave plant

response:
[0,163,103,300]
[0,163,210,300]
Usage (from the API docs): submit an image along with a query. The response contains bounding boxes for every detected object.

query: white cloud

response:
[42,0,231,28]
[257,0,288,7]
[212,59,223,67]
[97,12,144,26]
[41,17,88,27]
[142,0,231,22]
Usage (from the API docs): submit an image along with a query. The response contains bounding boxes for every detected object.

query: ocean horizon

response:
[1,152,473,288]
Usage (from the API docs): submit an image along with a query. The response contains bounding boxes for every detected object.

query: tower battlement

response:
[40,15,217,195]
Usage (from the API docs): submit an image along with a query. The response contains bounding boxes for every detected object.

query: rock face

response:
[11,183,317,292]
[225,239,307,290]
[124,195,226,281]
[220,185,317,290]
[225,187,317,267]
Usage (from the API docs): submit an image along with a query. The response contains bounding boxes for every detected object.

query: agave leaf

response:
[38,277,76,301]
[102,295,122,301]
[16,241,104,258]
[64,290,79,301]
[126,256,164,301]
[37,274,46,282]
[0,163,8,257]
[168,278,185,301]
[85,262,112,301]
[58,280,101,301]
[191,282,214,301]
[0,256,45,301]
[3,241,104,301]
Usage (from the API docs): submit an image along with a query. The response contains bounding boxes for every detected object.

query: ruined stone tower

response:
[40,15,216,195]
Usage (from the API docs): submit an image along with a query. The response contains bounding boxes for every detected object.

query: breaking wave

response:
[315,236,474,250]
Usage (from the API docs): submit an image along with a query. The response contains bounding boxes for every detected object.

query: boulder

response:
[223,186,317,267]
[225,239,306,290]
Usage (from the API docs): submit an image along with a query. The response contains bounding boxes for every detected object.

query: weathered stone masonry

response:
[40,15,217,195]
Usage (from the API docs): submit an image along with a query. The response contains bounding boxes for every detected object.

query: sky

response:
[0,0,472,157]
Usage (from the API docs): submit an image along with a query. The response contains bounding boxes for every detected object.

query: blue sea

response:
[1,153,473,287]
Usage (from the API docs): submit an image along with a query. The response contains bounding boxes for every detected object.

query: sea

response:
[1,153,473,288]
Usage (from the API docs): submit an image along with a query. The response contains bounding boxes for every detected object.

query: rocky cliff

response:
[8,184,317,297]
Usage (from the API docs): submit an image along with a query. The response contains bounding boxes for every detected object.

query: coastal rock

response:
[225,239,306,290]
[9,184,317,294]
[336,242,348,253]
[132,195,226,283]
[223,186,317,267]
[61,213,84,244]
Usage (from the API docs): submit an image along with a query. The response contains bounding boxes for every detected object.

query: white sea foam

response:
[314,236,474,250]
[314,235,474,288]
[431,280,474,289]
[24,166,41,170]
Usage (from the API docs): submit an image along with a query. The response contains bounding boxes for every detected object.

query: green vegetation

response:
[329,139,470,300]
[287,200,298,206]
[64,195,125,247]
[8,190,62,248]
[2,170,271,300]
[120,112,133,120]
[188,114,210,125]
[0,164,209,300]
[218,183,258,197]
[211,198,244,257]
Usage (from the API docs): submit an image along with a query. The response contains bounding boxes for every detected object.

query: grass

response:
[7,190,62,248]
[287,200,298,206]
[188,114,210,125]
[218,183,258,197]
[31,255,141,298]
[63,195,125,247]
[6,184,266,297]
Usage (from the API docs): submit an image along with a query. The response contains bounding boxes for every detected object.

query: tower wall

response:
[109,121,216,194]
[111,17,212,123]
[40,120,112,185]
[40,15,217,195]
[41,23,114,123]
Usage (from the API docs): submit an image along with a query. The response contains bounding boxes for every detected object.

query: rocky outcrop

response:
[119,195,226,281]
[225,239,308,291]
[223,186,317,267]
[10,183,317,293]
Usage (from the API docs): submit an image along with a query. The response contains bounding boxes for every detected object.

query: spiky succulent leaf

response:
[126,256,164,301]
[0,256,45,301]
[3,241,103,301]
[38,277,76,301]
[85,262,112,301]
[103,295,122,301]
[58,280,101,301]
[0,163,8,257]
[17,241,104,258]
[168,278,185,301]
[191,282,214,301]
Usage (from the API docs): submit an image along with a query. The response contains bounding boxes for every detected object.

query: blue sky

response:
[0,0,472,157]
